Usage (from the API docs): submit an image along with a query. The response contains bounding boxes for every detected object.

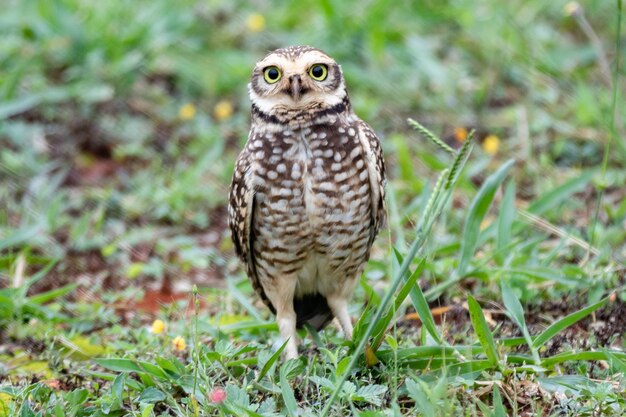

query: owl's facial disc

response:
[249,46,347,118]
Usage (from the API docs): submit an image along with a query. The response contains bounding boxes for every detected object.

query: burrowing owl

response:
[229,46,386,359]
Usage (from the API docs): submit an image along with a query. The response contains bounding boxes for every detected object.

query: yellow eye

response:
[263,66,281,84]
[309,64,328,81]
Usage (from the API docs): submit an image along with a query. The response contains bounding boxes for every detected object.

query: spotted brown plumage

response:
[228,46,386,359]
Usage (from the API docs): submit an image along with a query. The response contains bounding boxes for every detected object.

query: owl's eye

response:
[263,66,282,84]
[309,64,328,81]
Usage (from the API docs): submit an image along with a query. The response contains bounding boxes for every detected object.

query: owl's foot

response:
[327,296,353,340]
[277,311,299,360]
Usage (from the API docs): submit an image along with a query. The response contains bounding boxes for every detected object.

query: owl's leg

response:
[327,296,353,340]
[265,278,299,360]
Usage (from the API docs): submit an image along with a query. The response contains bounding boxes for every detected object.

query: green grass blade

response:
[28,284,77,305]
[540,350,626,367]
[467,295,500,367]
[532,295,610,350]
[445,130,474,189]
[392,252,442,345]
[526,171,594,216]
[94,358,144,373]
[279,359,301,416]
[256,339,289,382]
[500,280,539,364]
[427,359,493,378]
[496,180,516,262]
[492,386,506,417]
[458,159,515,276]
[370,254,426,350]
[392,251,425,311]
[500,280,525,331]
[408,118,455,154]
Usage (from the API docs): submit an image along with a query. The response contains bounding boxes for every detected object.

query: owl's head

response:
[249,46,349,123]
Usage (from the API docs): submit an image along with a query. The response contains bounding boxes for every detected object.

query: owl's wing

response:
[228,149,254,264]
[356,121,387,237]
[228,147,276,313]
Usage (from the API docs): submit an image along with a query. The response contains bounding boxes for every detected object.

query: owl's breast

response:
[250,122,374,292]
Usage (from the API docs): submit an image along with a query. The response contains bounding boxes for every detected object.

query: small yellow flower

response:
[151,319,165,334]
[453,127,468,143]
[214,100,234,121]
[172,336,186,351]
[564,2,581,17]
[246,13,266,32]
[179,103,196,121]
[482,134,500,155]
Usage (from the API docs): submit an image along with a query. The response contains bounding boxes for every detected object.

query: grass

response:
[1,0,625,415]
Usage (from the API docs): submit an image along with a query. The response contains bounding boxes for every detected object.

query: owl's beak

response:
[289,75,302,101]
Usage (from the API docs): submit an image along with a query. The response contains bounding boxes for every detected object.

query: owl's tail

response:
[294,293,334,330]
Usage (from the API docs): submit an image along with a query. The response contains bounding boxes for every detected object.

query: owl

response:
[228,46,386,360]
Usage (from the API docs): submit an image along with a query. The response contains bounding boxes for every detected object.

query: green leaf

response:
[500,281,526,332]
[65,389,88,407]
[0,226,41,252]
[28,284,77,305]
[225,385,250,408]
[257,340,288,382]
[434,359,493,378]
[141,403,155,417]
[492,386,506,417]
[353,384,387,406]
[403,258,441,344]
[138,387,165,404]
[500,281,539,365]
[279,360,300,416]
[280,358,304,381]
[467,295,500,367]
[458,159,515,276]
[137,362,169,381]
[537,375,603,395]
[94,358,143,373]
[532,296,610,350]
[310,376,335,392]
[540,350,626,367]
[405,378,435,417]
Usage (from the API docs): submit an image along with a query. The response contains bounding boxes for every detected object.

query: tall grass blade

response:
[532,295,610,350]
[458,159,515,276]
[492,386,506,417]
[279,359,302,416]
[256,339,289,382]
[500,280,540,364]
[445,130,474,189]
[370,254,426,351]
[392,252,442,345]
[467,295,500,367]
[408,118,455,155]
